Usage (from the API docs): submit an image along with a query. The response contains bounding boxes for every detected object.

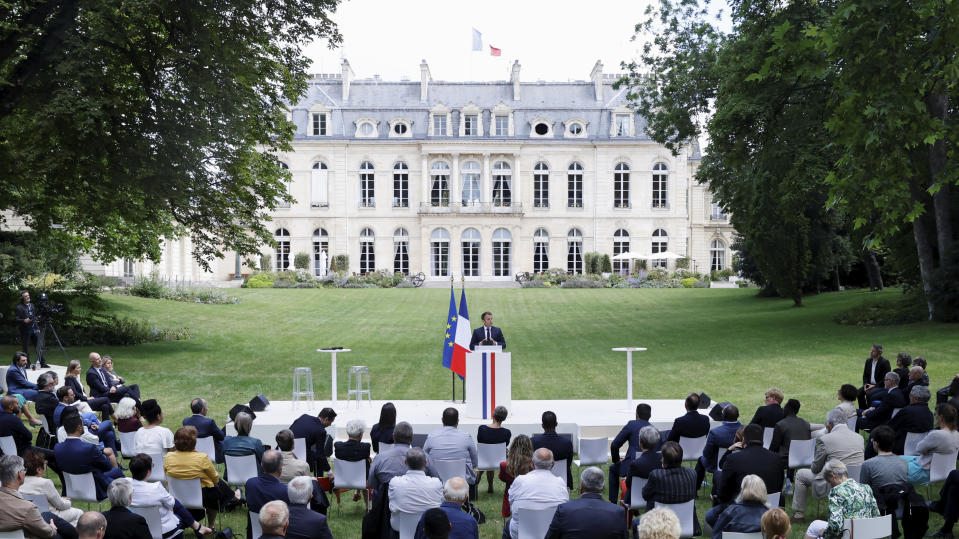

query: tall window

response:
[492,228,511,277]
[614,162,630,208]
[311,162,329,208]
[711,240,726,271]
[277,163,291,208]
[433,115,447,136]
[567,228,583,274]
[533,162,549,208]
[359,161,375,208]
[494,115,509,136]
[615,114,630,136]
[393,162,409,208]
[652,162,668,208]
[430,162,450,207]
[613,229,630,274]
[393,228,409,275]
[462,228,480,277]
[123,259,134,278]
[431,228,450,277]
[652,228,668,268]
[312,228,329,277]
[492,161,512,207]
[461,161,481,206]
[711,202,727,220]
[533,228,549,273]
[464,114,478,136]
[274,228,291,271]
[311,113,327,136]
[359,227,375,274]
[568,162,583,208]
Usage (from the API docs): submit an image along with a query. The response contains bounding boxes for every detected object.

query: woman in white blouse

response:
[19,450,83,526]
[133,399,174,456]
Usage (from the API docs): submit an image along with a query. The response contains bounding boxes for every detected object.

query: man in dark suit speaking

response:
[469,311,505,350]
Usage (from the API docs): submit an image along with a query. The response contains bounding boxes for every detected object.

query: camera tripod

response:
[33,316,69,368]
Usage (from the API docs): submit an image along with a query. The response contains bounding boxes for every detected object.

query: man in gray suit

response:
[791,408,864,521]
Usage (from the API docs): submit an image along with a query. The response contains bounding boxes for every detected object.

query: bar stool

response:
[347,366,371,407]
[292,367,315,409]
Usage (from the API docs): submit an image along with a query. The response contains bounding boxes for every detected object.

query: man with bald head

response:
[86,353,134,403]
[505,448,569,539]
[258,500,290,539]
[77,511,106,539]
[414,477,479,539]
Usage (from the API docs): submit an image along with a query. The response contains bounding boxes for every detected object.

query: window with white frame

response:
[652,162,668,209]
[123,259,135,278]
[492,228,511,277]
[614,162,630,208]
[359,227,375,274]
[393,228,409,275]
[389,119,412,138]
[432,114,447,136]
[277,162,291,208]
[533,162,549,208]
[567,228,583,274]
[356,120,377,138]
[311,112,328,136]
[494,115,509,136]
[530,119,553,138]
[652,228,668,268]
[393,162,408,208]
[464,114,479,136]
[711,201,727,220]
[568,162,584,208]
[431,228,450,277]
[430,161,450,206]
[492,161,512,207]
[711,240,726,271]
[274,228,291,271]
[462,228,480,277]
[312,228,329,277]
[613,229,630,274]
[461,161,481,206]
[359,161,375,208]
[533,228,549,273]
[311,162,329,208]
[615,113,631,137]
[565,120,586,138]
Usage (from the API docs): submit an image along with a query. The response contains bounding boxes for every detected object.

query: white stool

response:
[292,367,315,409]
[347,366,371,407]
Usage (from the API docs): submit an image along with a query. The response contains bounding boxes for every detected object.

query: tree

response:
[0,0,342,270]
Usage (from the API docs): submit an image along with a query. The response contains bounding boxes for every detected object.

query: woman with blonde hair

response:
[498,434,533,518]
[712,474,769,539]
[63,358,113,420]
[761,507,791,539]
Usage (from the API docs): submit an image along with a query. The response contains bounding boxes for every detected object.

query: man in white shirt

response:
[506,448,569,539]
[388,448,443,531]
[423,408,479,491]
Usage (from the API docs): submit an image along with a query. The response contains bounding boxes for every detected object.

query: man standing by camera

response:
[14,291,47,368]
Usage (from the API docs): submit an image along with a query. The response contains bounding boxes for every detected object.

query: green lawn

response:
[5,287,958,538]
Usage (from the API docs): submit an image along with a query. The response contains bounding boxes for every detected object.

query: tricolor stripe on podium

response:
[481,351,496,419]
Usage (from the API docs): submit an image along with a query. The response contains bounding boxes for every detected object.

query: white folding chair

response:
[0,436,16,456]
[723,533,764,539]
[394,510,423,539]
[293,437,307,461]
[930,451,959,484]
[515,506,558,539]
[848,416,858,431]
[716,448,727,472]
[332,458,370,512]
[904,431,931,457]
[64,472,100,505]
[434,458,467,484]
[679,436,707,462]
[118,430,138,459]
[630,477,648,508]
[21,492,50,513]
[788,439,816,469]
[763,427,775,449]
[167,477,204,509]
[0,530,26,539]
[129,505,164,539]
[0,367,7,393]
[377,442,394,454]
[225,454,258,486]
[195,436,216,463]
[249,511,262,539]
[476,442,507,471]
[550,459,568,486]
[768,491,781,507]
[147,453,166,482]
[843,514,892,539]
[656,500,696,538]
[847,464,862,482]
[575,437,609,466]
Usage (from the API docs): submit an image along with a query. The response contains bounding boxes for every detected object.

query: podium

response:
[465,346,512,420]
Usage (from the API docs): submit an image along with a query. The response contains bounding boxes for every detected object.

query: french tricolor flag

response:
[451,288,471,377]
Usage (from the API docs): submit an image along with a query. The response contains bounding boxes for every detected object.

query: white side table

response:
[612,347,647,410]
[316,348,351,402]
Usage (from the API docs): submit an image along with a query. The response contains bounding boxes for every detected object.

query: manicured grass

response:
[6,287,958,538]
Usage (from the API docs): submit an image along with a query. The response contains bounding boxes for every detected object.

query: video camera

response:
[36,293,65,317]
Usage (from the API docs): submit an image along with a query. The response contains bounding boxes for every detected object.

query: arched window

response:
[311,162,329,208]
[533,162,549,208]
[430,161,450,207]
[461,228,481,277]
[430,228,450,277]
[492,161,512,207]
[711,239,726,271]
[652,228,668,268]
[393,228,409,275]
[277,162,292,208]
[613,229,630,274]
[652,162,668,209]
[492,228,512,277]
[461,161,481,207]
[614,163,630,208]
[393,162,409,208]
[312,228,329,277]
[359,161,375,208]
[568,162,584,208]
[359,227,375,274]
[533,228,549,273]
[274,228,291,271]
[567,228,583,274]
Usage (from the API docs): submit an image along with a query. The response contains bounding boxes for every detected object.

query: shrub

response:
[834,293,927,326]
[245,273,275,288]
[647,268,669,281]
[259,255,272,271]
[331,254,349,272]
[129,272,168,299]
[675,257,690,270]
[522,280,547,288]
[693,280,709,288]
[560,278,604,288]
[293,253,311,270]
[681,277,696,288]
[600,254,612,273]
[583,252,601,274]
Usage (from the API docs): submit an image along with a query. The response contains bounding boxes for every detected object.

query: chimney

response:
[590,60,603,102]
[420,60,431,102]
[510,60,521,101]
[341,59,354,101]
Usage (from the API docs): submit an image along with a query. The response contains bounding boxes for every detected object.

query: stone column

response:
[421,154,429,206]
[451,154,460,207]
[512,153,521,208]
[482,153,491,205]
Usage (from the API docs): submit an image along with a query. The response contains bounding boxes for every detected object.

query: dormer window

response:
[464,114,479,136]
[534,123,549,135]
[430,104,451,137]
[564,118,587,138]
[615,114,630,136]
[611,107,635,137]
[433,115,447,136]
[494,115,509,136]
[458,103,483,137]
[490,102,514,137]
[312,113,327,135]
[394,123,407,135]
[309,102,330,136]
[529,118,554,138]
[388,118,412,138]
[355,119,378,138]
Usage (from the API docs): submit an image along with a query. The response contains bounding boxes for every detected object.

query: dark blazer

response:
[85,366,112,398]
[532,431,574,486]
[769,414,811,458]
[545,492,627,539]
[5,364,36,393]
[862,387,908,429]
[34,390,59,428]
[717,445,784,504]
[184,414,226,462]
[53,437,122,500]
[863,357,891,386]
[477,425,511,445]
[370,424,394,454]
[289,414,333,474]
[887,402,934,454]
[334,439,371,462]
[642,466,698,509]
[667,411,711,442]
[414,500,479,539]
[469,325,505,350]
[246,473,290,513]
[749,404,784,429]
[611,419,651,469]
[102,506,152,539]
[894,367,911,390]
[0,410,33,454]
[626,450,662,501]
[286,503,334,539]
[64,377,87,401]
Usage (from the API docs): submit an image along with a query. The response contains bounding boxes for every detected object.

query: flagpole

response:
[461,274,466,403]
[451,274,456,403]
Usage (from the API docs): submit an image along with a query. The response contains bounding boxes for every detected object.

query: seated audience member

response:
[666,393,711,443]
[858,344,890,409]
[133,399,173,456]
[20,450,83,526]
[76,511,106,539]
[5,352,43,426]
[54,387,118,456]
[709,424,783,526]
[258,500,290,539]
[33,372,60,428]
[389,448,443,532]
[0,454,76,539]
[368,421,438,493]
[54,412,124,501]
[505,448,569,539]
[790,409,864,521]
[532,411,574,487]
[476,405,511,494]
[100,357,140,401]
[696,404,742,488]
[770,399,812,474]
[812,385,859,438]
[285,476,333,539]
[913,357,930,383]
[609,403,653,502]
[936,373,959,406]
[414,477,479,539]
[0,395,40,454]
[636,506,681,539]
[165,426,240,528]
[712,474,769,539]
[223,411,266,468]
[625,426,663,504]
[128,453,212,537]
[750,388,785,428]
[114,398,142,433]
[642,442,699,536]
[102,479,151,539]
[499,434,534,518]
[894,353,912,390]
[85,353,135,404]
[333,419,372,467]
[183,398,226,463]
[289,407,336,476]
[903,402,959,485]
[858,372,907,431]
[803,460,879,539]
[64,360,113,421]
[545,466,626,539]
[883,384,934,456]
[905,365,930,397]
[246,450,290,537]
[928,468,959,537]
[276,429,311,483]
[423,408,479,494]
[858,425,907,495]
[761,507,791,539]
[422,508,451,539]
[370,402,397,454]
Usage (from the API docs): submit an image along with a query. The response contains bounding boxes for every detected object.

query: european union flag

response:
[441,287,457,371]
